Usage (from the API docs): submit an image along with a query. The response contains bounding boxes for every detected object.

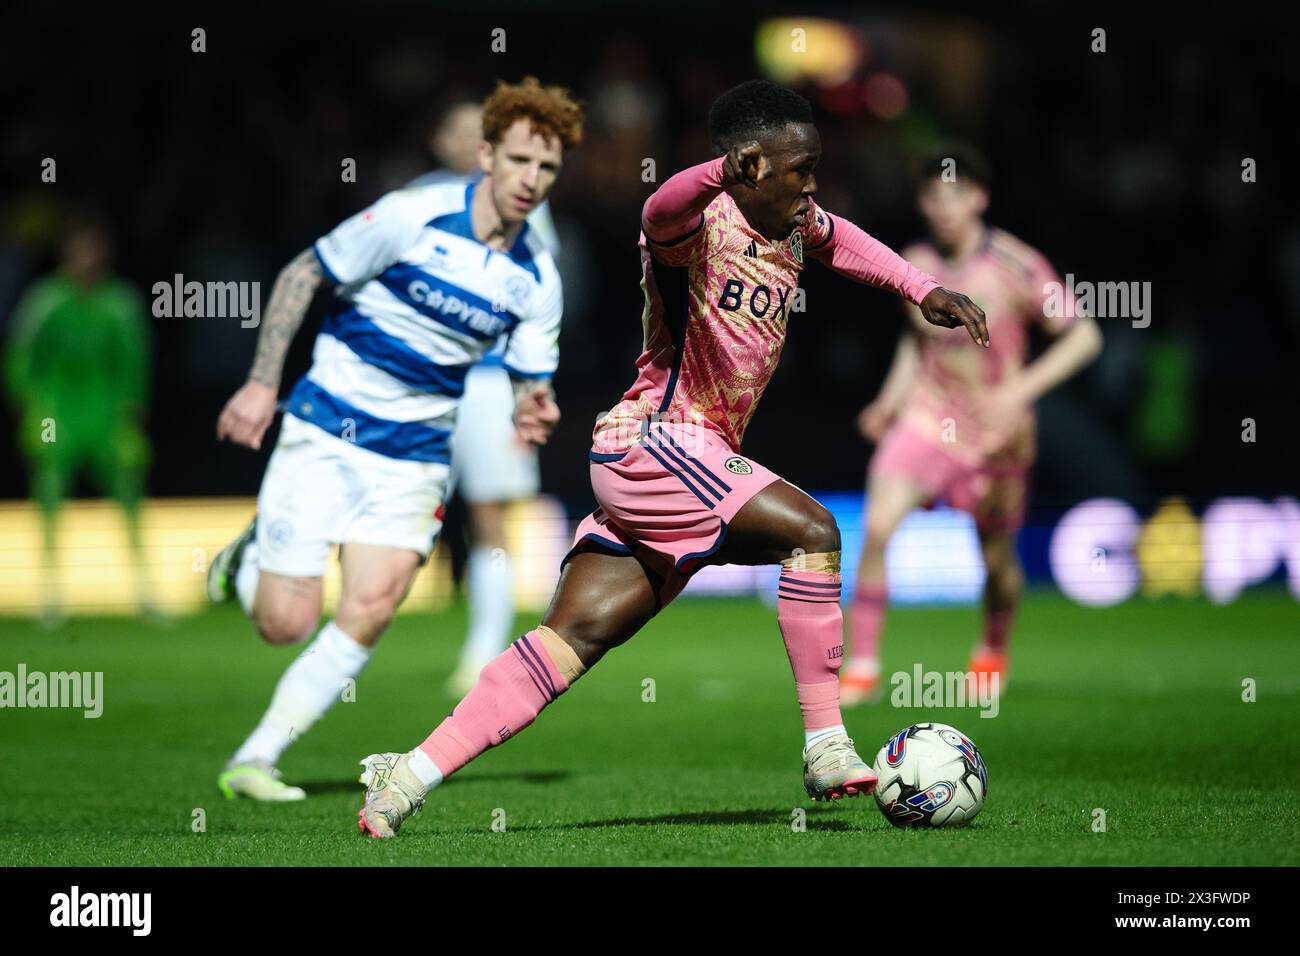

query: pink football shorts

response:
[869,423,1029,536]
[567,421,782,604]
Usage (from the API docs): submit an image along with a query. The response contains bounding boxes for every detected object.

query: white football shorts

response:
[256,414,449,577]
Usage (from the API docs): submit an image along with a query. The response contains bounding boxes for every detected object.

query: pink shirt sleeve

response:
[807,208,941,306]
[641,157,727,243]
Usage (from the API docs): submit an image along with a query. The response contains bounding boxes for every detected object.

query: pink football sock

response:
[419,631,569,778]
[849,582,888,666]
[981,607,1016,652]
[777,569,845,732]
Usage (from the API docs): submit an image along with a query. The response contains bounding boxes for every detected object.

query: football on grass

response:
[872,722,988,828]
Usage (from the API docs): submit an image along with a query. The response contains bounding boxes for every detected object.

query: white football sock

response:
[235,540,260,616]
[231,622,371,766]
[407,748,444,790]
[804,723,847,751]
[461,545,514,669]
[845,657,880,677]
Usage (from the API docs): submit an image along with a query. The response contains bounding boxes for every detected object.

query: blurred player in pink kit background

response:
[842,147,1103,704]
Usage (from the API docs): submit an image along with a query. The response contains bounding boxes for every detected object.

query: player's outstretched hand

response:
[721,142,770,190]
[216,380,279,451]
[514,383,561,446]
[920,287,989,348]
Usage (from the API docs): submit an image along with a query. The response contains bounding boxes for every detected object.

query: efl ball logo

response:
[906,782,954,813]
[724,456,752,475]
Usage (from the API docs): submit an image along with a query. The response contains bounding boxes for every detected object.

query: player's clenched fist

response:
[721,142,770,190]
[216,380,279,450]
[920,286,990,348]
[513,383,561,446]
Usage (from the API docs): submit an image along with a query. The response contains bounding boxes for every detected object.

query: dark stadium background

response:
[2,1,1300,881]
[1,1,1295,514]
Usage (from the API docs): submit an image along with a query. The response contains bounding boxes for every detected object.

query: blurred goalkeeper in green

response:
[5,218,152,623]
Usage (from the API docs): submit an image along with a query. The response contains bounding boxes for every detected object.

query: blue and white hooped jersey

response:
[285,179,562,464]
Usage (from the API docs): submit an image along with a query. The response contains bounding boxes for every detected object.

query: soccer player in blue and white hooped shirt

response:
[410,97,564,700]
[207,78,584,801]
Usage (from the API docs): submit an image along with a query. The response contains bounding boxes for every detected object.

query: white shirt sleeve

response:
[313,189,431,286]
[502,268,562,379]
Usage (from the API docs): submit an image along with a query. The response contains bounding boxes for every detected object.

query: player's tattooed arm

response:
[249,248,327,388]
[509,375,561,447]
[216,248,327,451]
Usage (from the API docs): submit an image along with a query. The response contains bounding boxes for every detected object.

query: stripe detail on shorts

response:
[561,529,634,570]
[640,439,716,509]
[676,519,730,572]
[644,432,725,503]
[651,430,733,494]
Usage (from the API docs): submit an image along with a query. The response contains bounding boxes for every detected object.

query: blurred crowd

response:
[2,5,1295,510]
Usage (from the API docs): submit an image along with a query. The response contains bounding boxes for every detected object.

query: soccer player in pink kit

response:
[841,148,1103,705]
[355,81,989,837]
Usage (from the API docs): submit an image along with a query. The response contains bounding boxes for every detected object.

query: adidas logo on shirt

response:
[742,239,758,257]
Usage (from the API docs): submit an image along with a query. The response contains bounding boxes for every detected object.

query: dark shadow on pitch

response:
[442,769,573,786]
[507,809,861,831]
[297,768,572,795]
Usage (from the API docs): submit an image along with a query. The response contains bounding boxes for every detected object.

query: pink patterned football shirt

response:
[592,158,938,456]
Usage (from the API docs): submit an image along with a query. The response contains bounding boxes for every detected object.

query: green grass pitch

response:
[2,591,1297,866]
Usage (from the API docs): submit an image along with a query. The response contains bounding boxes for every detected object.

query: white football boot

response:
[802,732,878,801]
[218,759,307,801]
[356,752,426,838]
